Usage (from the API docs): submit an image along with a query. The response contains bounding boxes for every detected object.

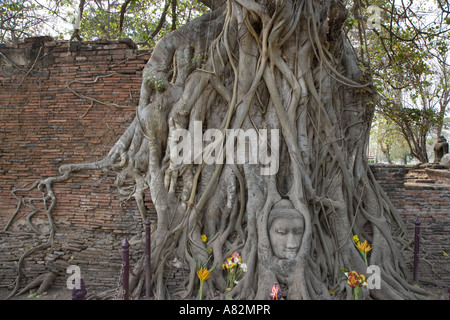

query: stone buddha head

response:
[268,199,304,260]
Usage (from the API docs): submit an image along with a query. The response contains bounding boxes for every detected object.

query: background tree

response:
[370,113,410,164]
[67,0,208,46]
[344,0,450,163]
[0,0,209,46]
[433,49,450,139]
[1,0,49,42]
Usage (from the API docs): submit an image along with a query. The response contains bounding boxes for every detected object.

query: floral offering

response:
[353,235,372,265]
[269,283,282,300]
[196,255,216,300]
[222,252,247,292]
[343,270,367,300]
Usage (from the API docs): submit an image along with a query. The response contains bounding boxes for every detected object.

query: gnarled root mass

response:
[4,0,438,300]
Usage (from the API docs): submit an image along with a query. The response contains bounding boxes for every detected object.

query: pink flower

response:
[269,283,282,300]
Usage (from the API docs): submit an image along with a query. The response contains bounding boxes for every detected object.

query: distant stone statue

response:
[441,154,450,169]
[434,136,449,164]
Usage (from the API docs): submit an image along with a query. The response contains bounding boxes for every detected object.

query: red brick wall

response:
[0,37,152,291]
[370,164,450,289]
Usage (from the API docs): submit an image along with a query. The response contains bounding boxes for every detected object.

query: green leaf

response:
[339,267,349,274]
[344,17,358,29]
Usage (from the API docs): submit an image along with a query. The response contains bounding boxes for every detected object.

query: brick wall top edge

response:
[404,182,450,190]
[1,36,151,53]
[369,164,414,169]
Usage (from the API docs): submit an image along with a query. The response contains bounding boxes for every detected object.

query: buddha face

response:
[269,216,304,260]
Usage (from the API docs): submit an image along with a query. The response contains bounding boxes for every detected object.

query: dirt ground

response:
[0,288,73,300]
[1,283,447,300]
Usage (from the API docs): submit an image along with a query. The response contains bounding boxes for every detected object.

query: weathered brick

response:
[370,164,450,288]
[0,38,153,291]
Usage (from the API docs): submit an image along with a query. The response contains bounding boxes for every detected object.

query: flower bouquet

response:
[353,235,372,265]
[222,252,247,292]
[196,255,216,300]
[342,269,367,300]
[269,283,282,300]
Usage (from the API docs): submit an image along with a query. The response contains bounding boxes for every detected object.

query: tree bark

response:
[198,0,226,10]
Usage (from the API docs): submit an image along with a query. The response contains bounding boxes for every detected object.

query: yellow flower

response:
[197,266,211,282]
[201,234,208,243]
[356,240,372,254]
[359,274,366,283]
[346,271,367,288]
[352,235,360,244]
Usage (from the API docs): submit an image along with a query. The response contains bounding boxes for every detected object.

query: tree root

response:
[14,271,57,297]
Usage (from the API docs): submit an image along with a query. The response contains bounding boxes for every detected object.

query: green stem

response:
[353,286,362,300]
[198,280,204,300]
[360,252,368,265]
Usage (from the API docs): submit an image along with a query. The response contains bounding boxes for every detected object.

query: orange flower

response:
[356,240,372,254]
[353,235,372,264]
[197,266,211,282]
[346,271,367,288]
